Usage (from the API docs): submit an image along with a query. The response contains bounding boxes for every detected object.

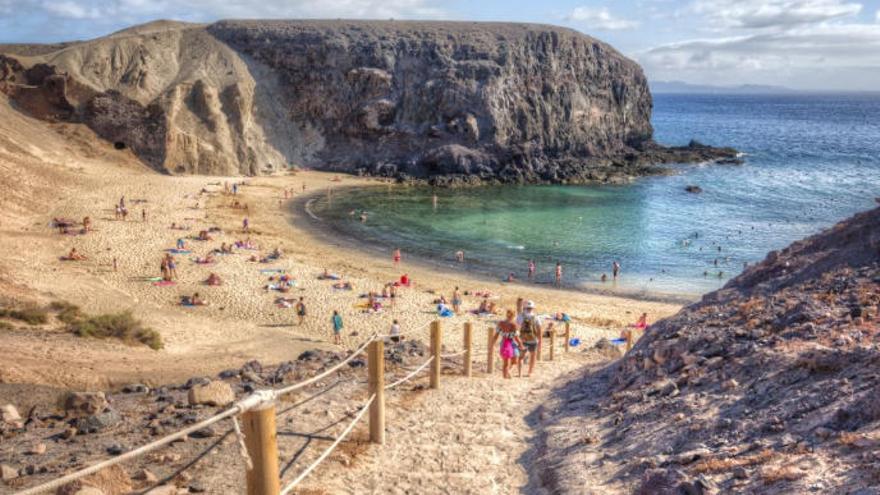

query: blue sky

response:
[1,0,879,90]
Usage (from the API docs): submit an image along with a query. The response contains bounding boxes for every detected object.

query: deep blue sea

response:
[311,94,880,299]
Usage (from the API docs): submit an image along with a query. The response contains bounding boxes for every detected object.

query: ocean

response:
[309,93,880,300]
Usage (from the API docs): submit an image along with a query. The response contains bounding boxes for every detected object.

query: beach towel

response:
[610,338,626,345]
[153,280,176,287]
[166,249,191,254]
[260,268,286,274]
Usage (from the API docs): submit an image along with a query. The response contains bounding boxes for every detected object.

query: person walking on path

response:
[517,300,543,378]
[295,297,306,326]
[492,309,523,379]
[331,310,343,345]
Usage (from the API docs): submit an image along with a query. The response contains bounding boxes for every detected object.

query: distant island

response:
[650,80,797,95]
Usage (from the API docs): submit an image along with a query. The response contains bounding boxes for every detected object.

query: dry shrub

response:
[761,465,804,484]
[0,305,49,325]
[68,311,163,350]
[738,298,763,318]
[838,432,862,446]
[692,449,775,474]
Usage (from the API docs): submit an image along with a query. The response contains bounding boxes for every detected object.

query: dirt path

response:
[297,349,601,494]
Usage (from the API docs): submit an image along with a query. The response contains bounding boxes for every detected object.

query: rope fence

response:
[15,319,585,495]
[279,394,376,494]
[384,356,434,390]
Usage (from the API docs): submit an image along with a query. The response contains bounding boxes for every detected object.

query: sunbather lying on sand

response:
[194,253,216,264]
[181,292,208,306]
[318,268,341,280]
[205,273,222,286]
[61,247,88,261]
[197,230,213,241]
[332,281,353,290]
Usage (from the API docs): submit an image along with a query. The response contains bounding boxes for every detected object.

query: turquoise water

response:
[310,94,880,298]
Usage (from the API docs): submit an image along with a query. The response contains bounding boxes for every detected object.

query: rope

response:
[375,319,434,340]
[12,390,274,495]
[441,350,466,358]
[273,334,376,397]
[279,394,376,494]
[385,356,434,390]
[231,415,253,471]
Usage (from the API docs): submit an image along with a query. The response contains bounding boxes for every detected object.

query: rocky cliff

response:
[535,206,880,493]
[0,20,736,182]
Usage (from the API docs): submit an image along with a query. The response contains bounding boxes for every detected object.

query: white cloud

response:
[691,0,862,30]
[565,6,639,30]
[22,0,445,22]
[640,22,880,89]
[41,0,102,19]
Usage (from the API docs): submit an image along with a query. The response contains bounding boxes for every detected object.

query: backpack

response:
[520,315,539,343]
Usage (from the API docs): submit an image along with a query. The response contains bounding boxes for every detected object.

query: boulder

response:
[0,404,21,424]
[64,392,108,416]
[187,381,234,407]
[75,409,121,434]
[1,464,18,481]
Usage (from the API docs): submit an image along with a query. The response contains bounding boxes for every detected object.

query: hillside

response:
[535,206,880,493]
[0,20,736,183]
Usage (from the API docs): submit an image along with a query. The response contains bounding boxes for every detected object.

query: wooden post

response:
[536,337,543,362]
[564,322,571,353]
[368,339,385,444]
[486,326,495,374]
[549,327,556,361]
[463,322,473,377]
[430,321,441,389]
[242,403,281,495]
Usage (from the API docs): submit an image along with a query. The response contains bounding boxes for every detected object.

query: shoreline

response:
[290,184,702,306]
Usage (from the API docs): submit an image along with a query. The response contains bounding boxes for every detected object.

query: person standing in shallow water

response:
[528,259,536,280]
[612,261,621,279]
[331,310,343,345]
[392,248,401,266]
[555,262,562,287]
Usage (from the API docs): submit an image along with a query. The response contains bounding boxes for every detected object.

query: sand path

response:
[298,349,599,494]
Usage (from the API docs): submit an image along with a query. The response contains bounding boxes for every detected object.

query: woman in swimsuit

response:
[392,248,401,266]
[452,287,462,314]
[491,310,523,379]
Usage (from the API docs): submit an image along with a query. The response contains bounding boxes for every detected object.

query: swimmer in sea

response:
[456,250,464,263]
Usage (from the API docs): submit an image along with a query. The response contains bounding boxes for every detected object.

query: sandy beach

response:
[0,95,680,392]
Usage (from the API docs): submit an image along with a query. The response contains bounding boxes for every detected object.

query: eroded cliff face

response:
[0,20,735,181]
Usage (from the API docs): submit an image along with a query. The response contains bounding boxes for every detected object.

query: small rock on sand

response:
[187,381,234,407]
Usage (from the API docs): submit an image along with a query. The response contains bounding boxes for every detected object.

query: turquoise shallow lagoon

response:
[310,94,880,299]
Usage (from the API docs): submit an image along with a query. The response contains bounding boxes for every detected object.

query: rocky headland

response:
[534,206,880,493]
[0,20,737,185]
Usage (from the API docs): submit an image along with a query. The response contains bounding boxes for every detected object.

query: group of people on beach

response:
[491,298,546,379]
